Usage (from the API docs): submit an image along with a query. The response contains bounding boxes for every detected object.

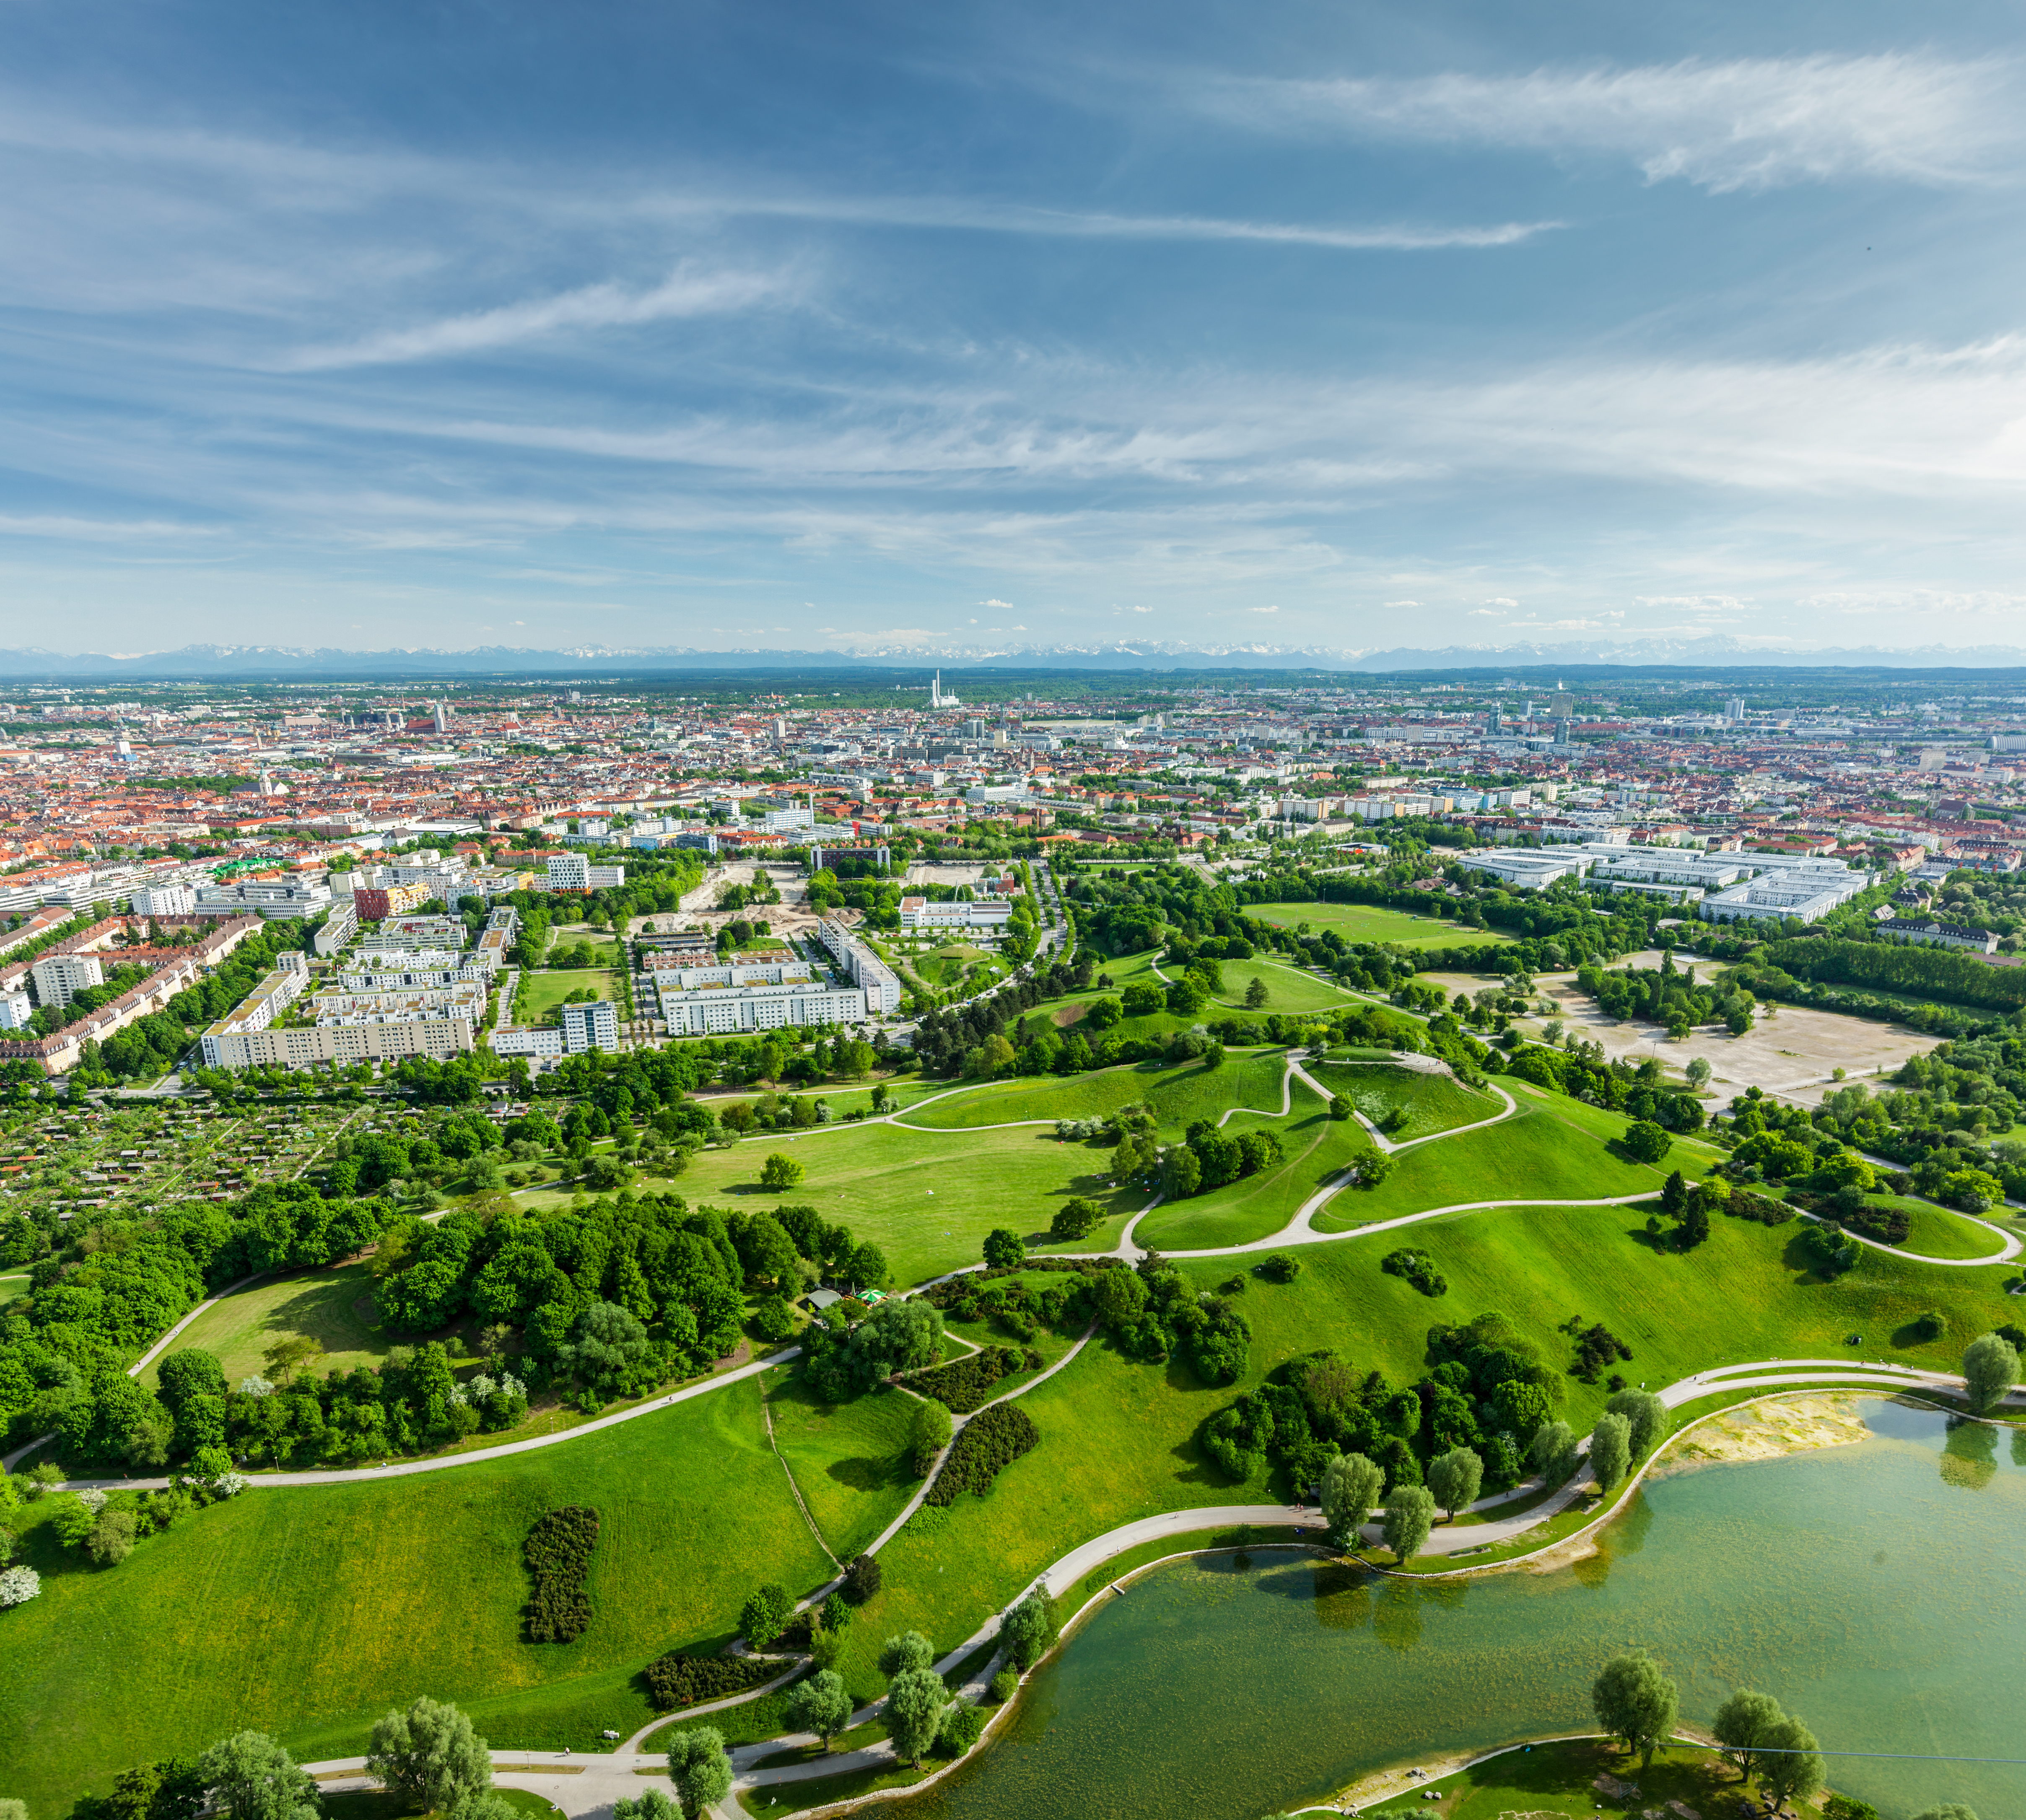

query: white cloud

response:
[285,262,795,370]
[979,597,1014,607]
[1250,604,1280,614]
[1384,599,1421,608]
[1483,596,1518,607]
[1210,54,2018,191]
[1468,608,1502,617]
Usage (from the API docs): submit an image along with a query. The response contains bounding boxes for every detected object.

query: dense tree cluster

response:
[924,1401,1039,1504]
[523,1505,600,1643]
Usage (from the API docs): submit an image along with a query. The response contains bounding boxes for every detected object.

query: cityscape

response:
[4,2,2025,1820]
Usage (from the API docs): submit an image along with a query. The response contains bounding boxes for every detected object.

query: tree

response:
[1320,1452,1383,1546]
[1757,1715,1824,1812]
[87,1507,138,1566]
[196,1732,318,1820]
[555,1301,652,1402]
[612,1792,679,1820]
[1090,1266,1148,1331]
[1590,1651,1679,1769]
[1426,1447,1484,1521]
[1622,1121,1672,1165]
[1000,1587,1058,1670]
[789,1669,853,1750]
[1161,1146,1201,1198]
[845,1296,944,1387]
[885,1667,949,1767]
[983,1228,1025,1269]
[1712,1688,1785,1783]
[1050,1198,1100,1240]
[760,1152,804,1191]
[1606,1388,1668,1461]
[740,1583,794,1649]
[1529,1420,1580,1486]
[1677,1193,1711,1250]
[1963,1333,2019,1413]
[368,1696,494,1815]
[879,1629,936,1678]
[1686,1056,1712,1090]
[1357,1152,1395,1190]
[665,1727,731,1820]
[1245,977,1270,1009]
[844,1552,882,1603]
[1660,1171,1688,1219]
[1381,1484,1435,1563]
[909,1397,952,1475]
[1590,1412,1632,1493]
[1492,1378,1554,1442]
[1328,1094,1351,1121]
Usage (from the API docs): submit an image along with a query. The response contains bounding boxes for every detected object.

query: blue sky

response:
[3,0,2024,657]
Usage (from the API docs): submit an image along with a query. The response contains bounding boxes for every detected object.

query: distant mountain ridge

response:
[3,636,2026,678]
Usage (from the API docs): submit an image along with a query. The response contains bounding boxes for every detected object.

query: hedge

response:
[904,1345,1042,1414]
[524,1505,599,1643]
[643,1650,783,1710]
[925,1402,1039,1505]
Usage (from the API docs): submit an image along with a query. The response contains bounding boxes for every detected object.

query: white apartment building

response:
[0,986,31,1031]
[194,879,334,920]
[1701,863,1872,924]
[659,979,868,1036]
[130,881,197,917]
[560,999,621,1052]
[898,895,1015,932]
[340,948,489,990]
[314,898,360,956]
[645,959,813,990]
[197,961,311,1065]
[200,1017,474,1070]
[816,917,903,1014]
[542,853,624,891]
[31,953,104,1006]
[311,979,489,1027]
[491,1024,566,1057]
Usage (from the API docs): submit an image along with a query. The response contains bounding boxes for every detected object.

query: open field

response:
[1306,1060,1503,1139]
[0,1274,29,1309]
[518,968,620,1023]
[0,1378,840,1817]
[898,1053,1288,1133]
[1200,956,1351,1016]
[764,1370,920,1562]
[1851,1193,2007,1260]
[648,1121,1144,1283]
[1313,1095,1697,1233]
[137,1262,393,1389]
[1248,901,1512,950]
[1536,953,1943,1107]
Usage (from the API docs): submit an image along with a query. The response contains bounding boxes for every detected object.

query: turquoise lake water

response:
[870,1400,2026,1820]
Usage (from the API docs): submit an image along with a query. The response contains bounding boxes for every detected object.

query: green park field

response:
[1247,900,1513,950]
[1306,1060,1503,1139]
[138,1263,392,1389]
[518,968,620,1024]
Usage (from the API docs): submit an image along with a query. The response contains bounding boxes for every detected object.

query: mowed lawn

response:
[1862,1195,2010,1261]
[139,1262,391,1389]
[897,1053,1289,1134]
[1307,1060,1503,1139]
[519,968,619,1023]
[1248,900,1512,950]
[1312,1097,1679,1232]
[673,1121,1143,1283]
[763,1370,919,1562]
[0,1378,838,1817]
[1201,956,1355,1016]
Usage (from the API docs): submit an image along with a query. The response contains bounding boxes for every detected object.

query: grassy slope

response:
[1313,1100,1675,1232]
[897,1053,1288,1133]
[764,1371,919,1562]
[1135,1081,1376,1252]
[1863,1195,2008,1260]
[138,1262,392,1388]
[1247,901,1512,950]
[0,1378,838,1817]
[671,1123,1141,1284]
[1306,1062,1503,1139]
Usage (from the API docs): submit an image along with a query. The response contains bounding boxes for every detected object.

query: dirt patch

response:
[1528,953,1943,1107]
[1648,1392,1873,1478]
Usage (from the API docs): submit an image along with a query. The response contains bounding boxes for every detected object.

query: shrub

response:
[1622,1120,1672,1164]
[524,1506,599,1643]
[739,1582,794,1649]
[926,1403,1040,1505]
[750,1297,798,1344]
[935,1701,987,1758]
[1381,1249,1448,1298]
[905,1346,1038,1414]
[1909,1309,1946,1342]
[0,1565,40,1607]
[843,1551,882,1603]
[1257,1253,1302,1283]
[643,1652,780,1711]
[989,1669,1019,1703]
[1572,1323,1633,1383]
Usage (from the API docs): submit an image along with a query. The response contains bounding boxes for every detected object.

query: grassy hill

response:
[1248,901,1512,951]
